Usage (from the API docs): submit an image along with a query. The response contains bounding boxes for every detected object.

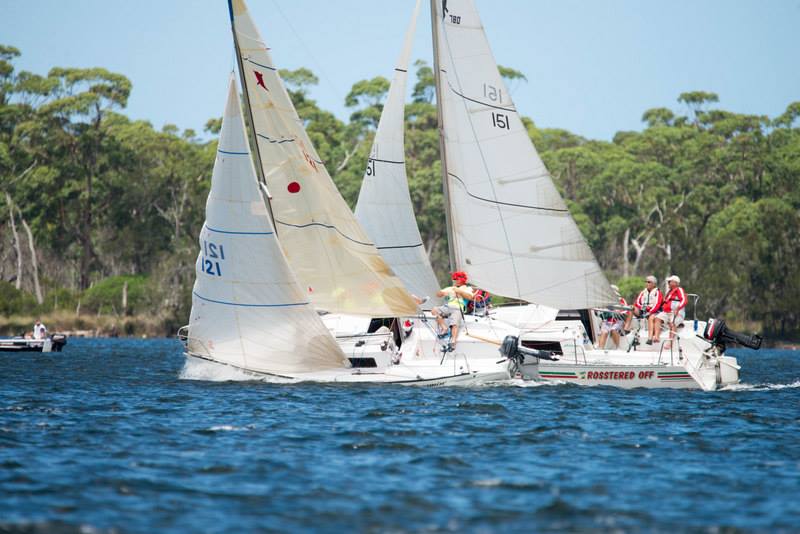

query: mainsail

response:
[229,0,418,316]
[188,76,346,374]
[431,0,615,309]
[354,0,441,306]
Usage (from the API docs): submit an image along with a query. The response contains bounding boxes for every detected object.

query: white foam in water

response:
[179,357,292,383]
[721,380,800,392]
[489,377,561,388]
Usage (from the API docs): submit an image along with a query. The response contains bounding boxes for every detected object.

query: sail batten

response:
[354,0,441,305]
[432,0,615,309]
[230,0,418,316]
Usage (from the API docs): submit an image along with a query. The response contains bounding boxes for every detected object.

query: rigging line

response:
[269,0,345,105]
[275,220,376,247]
[447,173,568,213]
[440,16,520,297]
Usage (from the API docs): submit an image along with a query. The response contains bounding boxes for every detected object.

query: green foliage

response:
[0,281,37,315]
[0,45,797,337]
[615,276,647,304]
[81,275,150,315]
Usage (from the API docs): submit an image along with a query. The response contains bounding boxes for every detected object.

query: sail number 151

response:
[491,112,510,130]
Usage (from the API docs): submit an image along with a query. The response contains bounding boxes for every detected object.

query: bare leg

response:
[450,324,459,348]
[432,310,447,335]
[652,318,663,342]
[597,331,608,349]
[610,330,620,348]
[647,314,657,338]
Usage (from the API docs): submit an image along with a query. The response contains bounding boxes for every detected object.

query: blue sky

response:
[3,0,799,140]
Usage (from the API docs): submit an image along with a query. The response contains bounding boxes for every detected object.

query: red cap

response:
[451,271,468,282]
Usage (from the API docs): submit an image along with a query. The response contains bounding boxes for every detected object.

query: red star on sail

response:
[254,70,268,91]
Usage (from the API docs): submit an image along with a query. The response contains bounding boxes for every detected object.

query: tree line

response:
[1,45,798,337]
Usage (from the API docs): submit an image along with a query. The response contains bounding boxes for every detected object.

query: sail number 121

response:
[202,239,225,277]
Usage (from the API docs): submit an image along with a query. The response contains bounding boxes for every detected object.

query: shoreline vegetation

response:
[2,45,799,340]
[2,311,797,350]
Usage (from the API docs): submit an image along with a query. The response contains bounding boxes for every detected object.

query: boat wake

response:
[488,378,562,388]
[179,357,291,383]
[721,380,800,392]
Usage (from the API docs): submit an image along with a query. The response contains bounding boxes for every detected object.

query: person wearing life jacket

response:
[650,275,687,345]
[624,275,663,336]
[432,271,474,349]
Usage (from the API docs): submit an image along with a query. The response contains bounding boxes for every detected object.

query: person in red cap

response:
[431,271,475,348]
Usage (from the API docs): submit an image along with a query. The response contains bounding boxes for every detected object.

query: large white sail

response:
[188,76,346,375]
[354,0,440,306]
[431,0,615,309]
[229,0,418,317]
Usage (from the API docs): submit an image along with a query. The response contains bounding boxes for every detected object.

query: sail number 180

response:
[202,240,225,277]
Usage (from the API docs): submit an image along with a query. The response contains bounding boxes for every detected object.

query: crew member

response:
[431,271,474,349]
[625,275,663,337]
[651,275,687,345]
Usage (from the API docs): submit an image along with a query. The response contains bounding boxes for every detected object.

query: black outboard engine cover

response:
[499,335,559,363]
[703,318,762,350]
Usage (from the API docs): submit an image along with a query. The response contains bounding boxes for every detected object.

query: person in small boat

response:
[650,275,687,345]
[596,285,627,349]
[624,275,663,335]
[432,271,474,348]
[33,319,47,340]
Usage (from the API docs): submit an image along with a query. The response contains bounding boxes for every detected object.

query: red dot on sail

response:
[287,181,301,193]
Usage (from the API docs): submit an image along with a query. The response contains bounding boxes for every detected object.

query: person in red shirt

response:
[650,275,687,345]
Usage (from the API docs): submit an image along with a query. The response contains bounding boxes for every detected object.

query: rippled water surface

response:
[2,338,799,532]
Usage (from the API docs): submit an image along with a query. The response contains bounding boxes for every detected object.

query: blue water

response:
[1,339,798,533]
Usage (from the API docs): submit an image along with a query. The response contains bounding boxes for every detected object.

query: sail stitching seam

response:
[193,291,308,307]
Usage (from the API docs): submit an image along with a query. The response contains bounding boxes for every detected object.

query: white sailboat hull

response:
[184,352,509,386]
[517,318,740,391]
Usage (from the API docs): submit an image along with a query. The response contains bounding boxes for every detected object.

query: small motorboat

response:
[0,334,68,353]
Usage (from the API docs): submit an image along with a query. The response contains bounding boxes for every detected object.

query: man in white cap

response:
[651,275,687,345]
[624,275,663,337]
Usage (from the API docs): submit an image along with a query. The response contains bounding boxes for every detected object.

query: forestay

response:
[229,0,418,316]
[432,0,615,309]
[188,76,346,375]
[354,0,440,306]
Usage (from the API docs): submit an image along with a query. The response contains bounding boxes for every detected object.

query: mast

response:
[430,0,456,273]
[227,0,277,234]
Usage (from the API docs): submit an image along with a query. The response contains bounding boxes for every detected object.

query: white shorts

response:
[434,305,459,327]
[656,310,685,326]
[600,321,622,334]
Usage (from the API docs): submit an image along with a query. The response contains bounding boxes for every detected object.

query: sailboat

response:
[183,0,759,389]
[422,0,761,389]
[181,0,532,385]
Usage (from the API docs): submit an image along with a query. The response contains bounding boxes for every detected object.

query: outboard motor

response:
[498,335,558,375]
[703,318,762,351]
